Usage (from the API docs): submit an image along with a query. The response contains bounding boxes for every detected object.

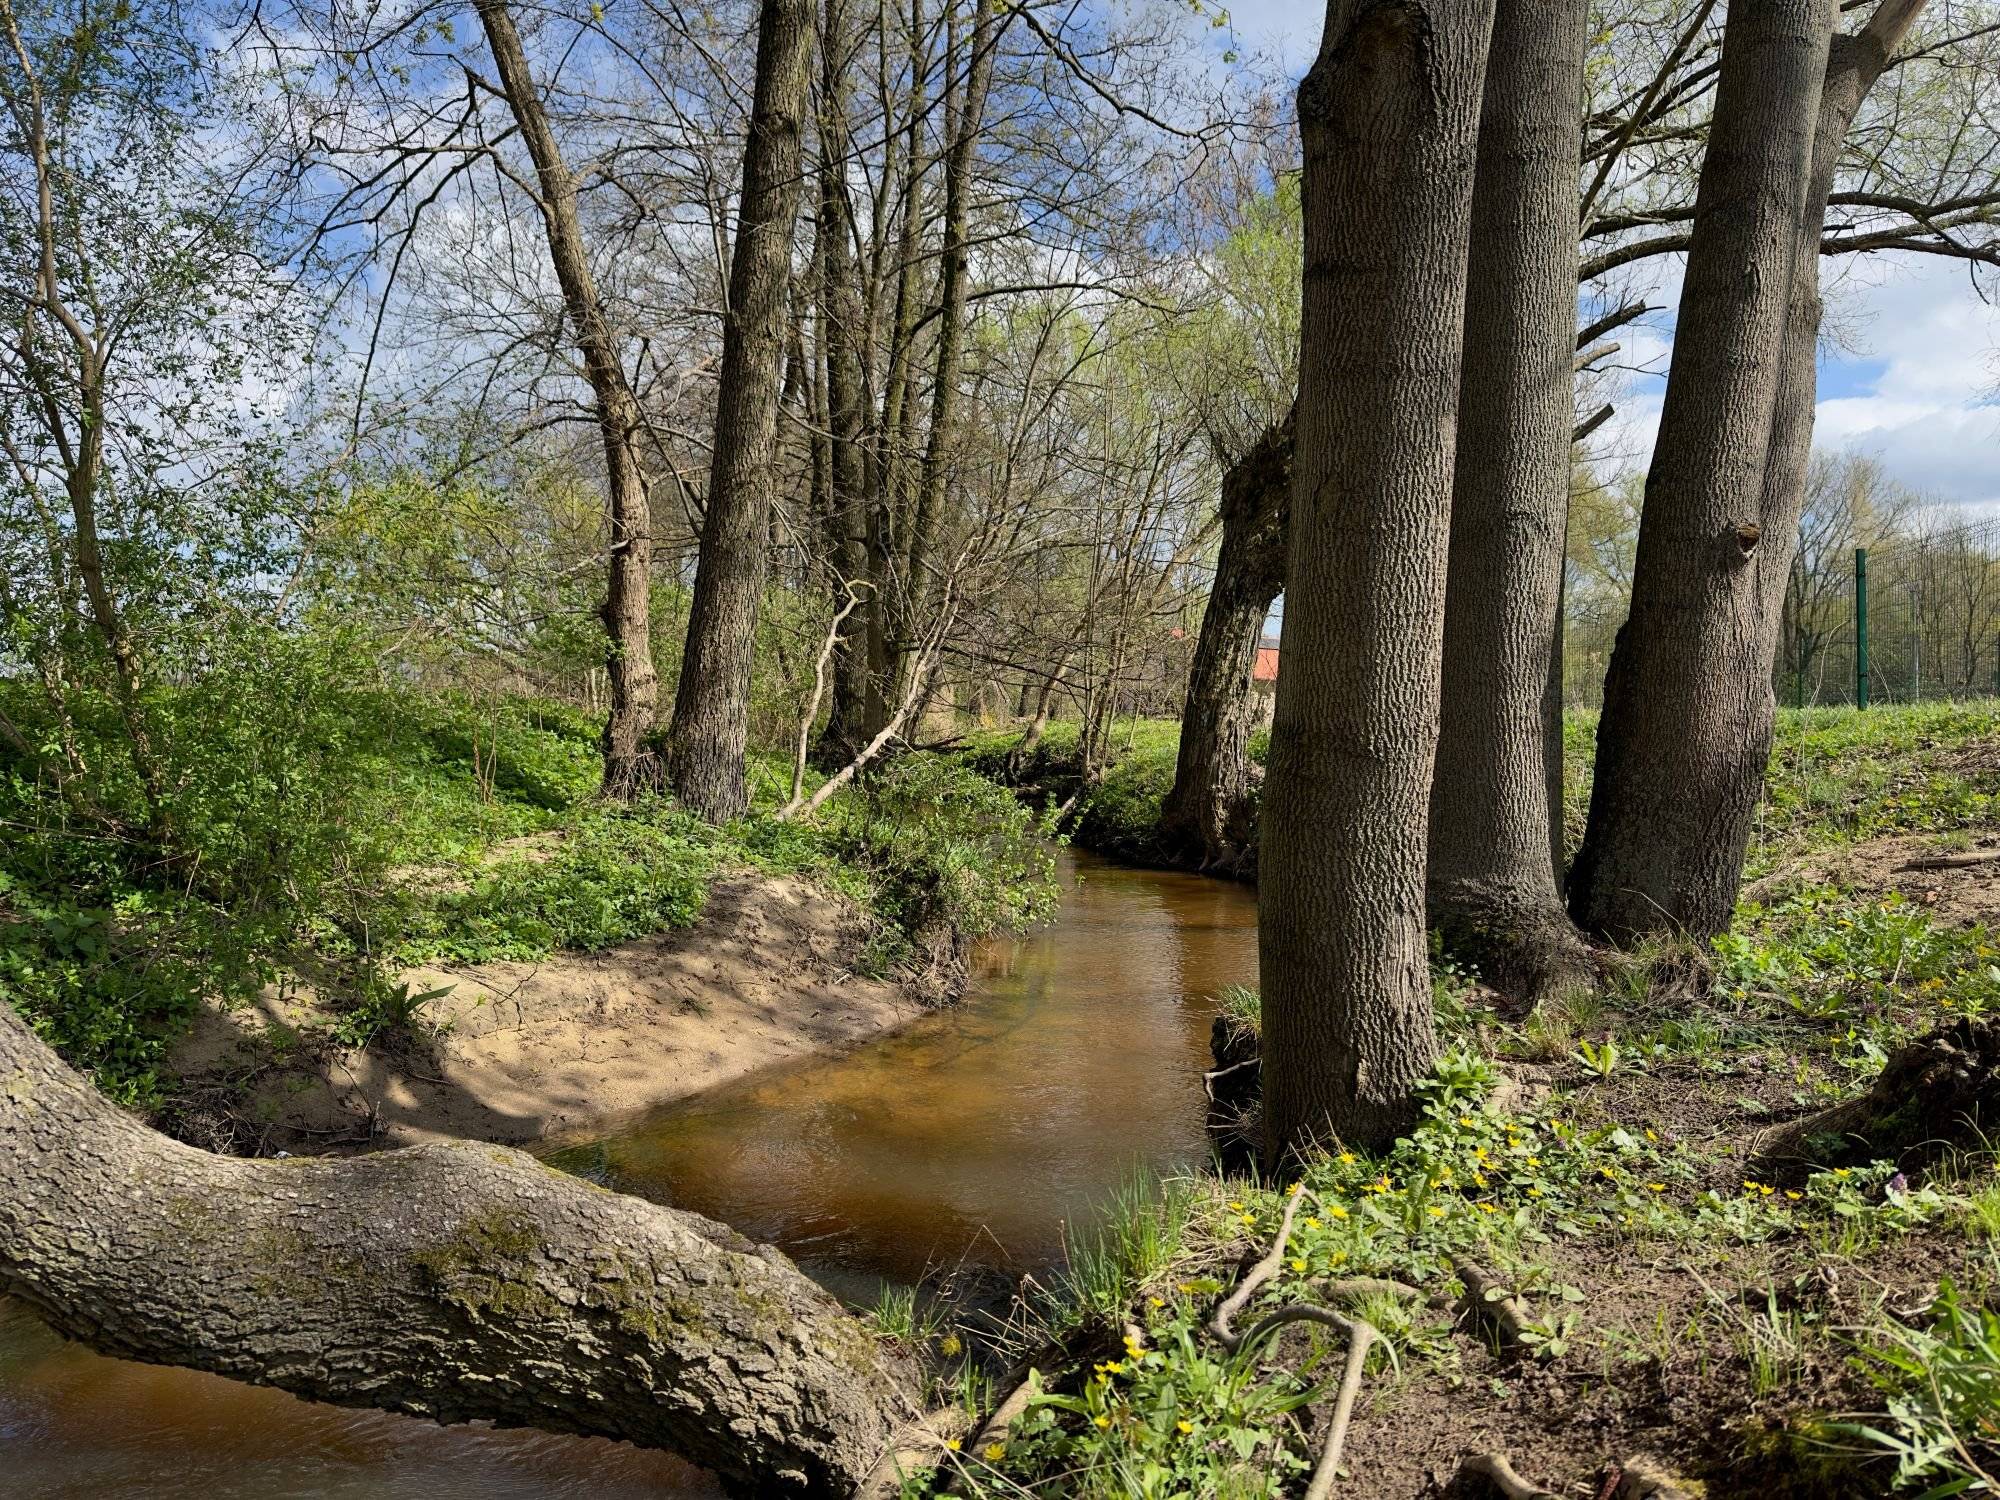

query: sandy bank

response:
[166,869,932,1152]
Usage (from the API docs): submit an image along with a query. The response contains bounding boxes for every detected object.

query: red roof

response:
[1252,646,1280,683]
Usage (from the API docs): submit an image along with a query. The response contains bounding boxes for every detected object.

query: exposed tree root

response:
[1453,1256,1534,1355]
[1611,1454,1699,1499]
[1753,1017,2000,1177]
[1208,1186,1425,1496]
[1456,1449,1560,1498]
[1897,850,2000,872]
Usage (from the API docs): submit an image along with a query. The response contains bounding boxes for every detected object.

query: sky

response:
[1179,1,2000,516]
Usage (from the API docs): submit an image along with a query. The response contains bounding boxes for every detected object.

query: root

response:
[1454,1256,1534,1355]
[1611,1454,1698,1499]
[1457,1450,1559,1498]
[1208,1187,1423,1496]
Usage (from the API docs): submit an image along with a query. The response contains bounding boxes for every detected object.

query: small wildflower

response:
[1785,1191,1802,1201]
[985,1443,1006,1462]
[1528,1185,1544,1198]
[1176,1420,1194,1435]
[1290,1181,1304,1196]
[1328,1203,1350,1220]
[1304,1217,1321,1230]
[1094,1414,1111,1430]
[1427,1205,1446,1218]
[1240,1213,1256,1226]
[946,1438,962,1452]
[1644,1128,1658,1142]
[1149,1296,1166,1309]
[1227,1201,1244,1211]
[1477,1202,1498,1214]
[1338,1151,1357,1164]
[1290,1257,1307,1273]
[1459,1115,1476,1127]
[1646,1183,1665,1193]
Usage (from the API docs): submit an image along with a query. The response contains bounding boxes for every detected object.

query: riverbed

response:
[0,851,1257,1497]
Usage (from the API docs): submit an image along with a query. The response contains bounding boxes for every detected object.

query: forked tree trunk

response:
[666,0,817,823]
[0,1003,913,1496]
[1260,0,1496,1164]
[1158,413,1292,874]
[1569,0,1837,941]
[477,0,661,799]
[1426,0,1594,996]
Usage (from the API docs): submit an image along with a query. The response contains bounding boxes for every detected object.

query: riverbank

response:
[928,701,2000,1499]
[162,865,940,1153]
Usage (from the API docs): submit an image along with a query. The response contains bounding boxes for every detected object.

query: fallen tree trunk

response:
[0,1002,917,1496]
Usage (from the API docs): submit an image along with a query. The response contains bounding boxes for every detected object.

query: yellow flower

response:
[1759,1185,1774,1197]
[1742,1179,1762,1193]
[1785,1191,1802,1201]
[1459,1115,1476,1127]
[1338,1151,1357,1164]
[946,1438,962,1452]
[1477,1202,1498,1214]
[1526,1156,1540,1167]
[1304,1217,1321,1229]
[1227,1200,1244,1211]
[1527,1186,1544,1198]
[1328,1203,1349,1219]
[985,1443,1007,1461]
[1644,1128,1658,1142]
[1177,1420,1194,1435]
[1239,1213,1256,1226]
[1289,1181,1304,1196]
[1646,1183,1665,1193]
[1149,1296,1166,1309]
[1427,1205,1446,1218]
[1094,1414,1111,1429]
[1290,1257,1307,1272]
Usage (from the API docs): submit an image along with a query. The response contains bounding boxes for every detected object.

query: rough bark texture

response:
[1569,0,1837,942]
[665,0,816,823]
[888,0,997,721]
[1751,1017,2000,1178]
[813,0,873,768]
[1426,0,1594,997]
[1158,414,1293,875]
[1743,2,1930,740]
[0,1002,913,1496]
[477,0,661,799]
[1259,0,1496,1164]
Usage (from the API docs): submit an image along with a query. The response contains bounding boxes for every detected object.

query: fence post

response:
[1855,547,1870,710]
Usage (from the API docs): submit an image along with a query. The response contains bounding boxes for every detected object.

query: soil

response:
[163,869,933,1154]
[1749,829,2000,927]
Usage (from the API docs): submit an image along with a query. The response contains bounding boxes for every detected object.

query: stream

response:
[0,851,1258,1497]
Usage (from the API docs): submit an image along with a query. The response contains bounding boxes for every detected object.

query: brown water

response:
[0,851,1258,1497]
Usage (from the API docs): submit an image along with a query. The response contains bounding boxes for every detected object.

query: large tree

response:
[1570,0,1873,941]
[1425,0,1594,994]
[664,0,817,823]
[1259,0,1497,1163]
[474,0,662,799]
[1157,412,1290,874]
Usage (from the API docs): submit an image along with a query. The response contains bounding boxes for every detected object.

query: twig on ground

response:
[1454,1256,1534,1354]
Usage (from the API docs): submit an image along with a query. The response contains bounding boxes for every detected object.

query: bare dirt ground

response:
[166,870,926,1153]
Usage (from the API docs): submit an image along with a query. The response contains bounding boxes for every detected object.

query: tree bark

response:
[813,0,874,767]
[665,0,817,823]
[0,1001,913,1496]
[1425,0,1594,997]
[1259,0,1496,1164]
[889,0,997,720]
[1158,413,1292,875]
[476,0,661,799]
[1568,0,1837,942]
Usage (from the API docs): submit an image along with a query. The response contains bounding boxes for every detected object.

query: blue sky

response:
[1169,1,2000,514]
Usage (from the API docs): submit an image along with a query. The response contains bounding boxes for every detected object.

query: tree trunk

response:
[1259,0,1496,1164]
[1426,0,1594,997]
[890,0,997,718]
[0,1002,913,1496]
[814,0,874,767]
[1158,413,1292,875]
[1568,0,1837,942]
[476,0,661,799]
[665,0,817,823]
